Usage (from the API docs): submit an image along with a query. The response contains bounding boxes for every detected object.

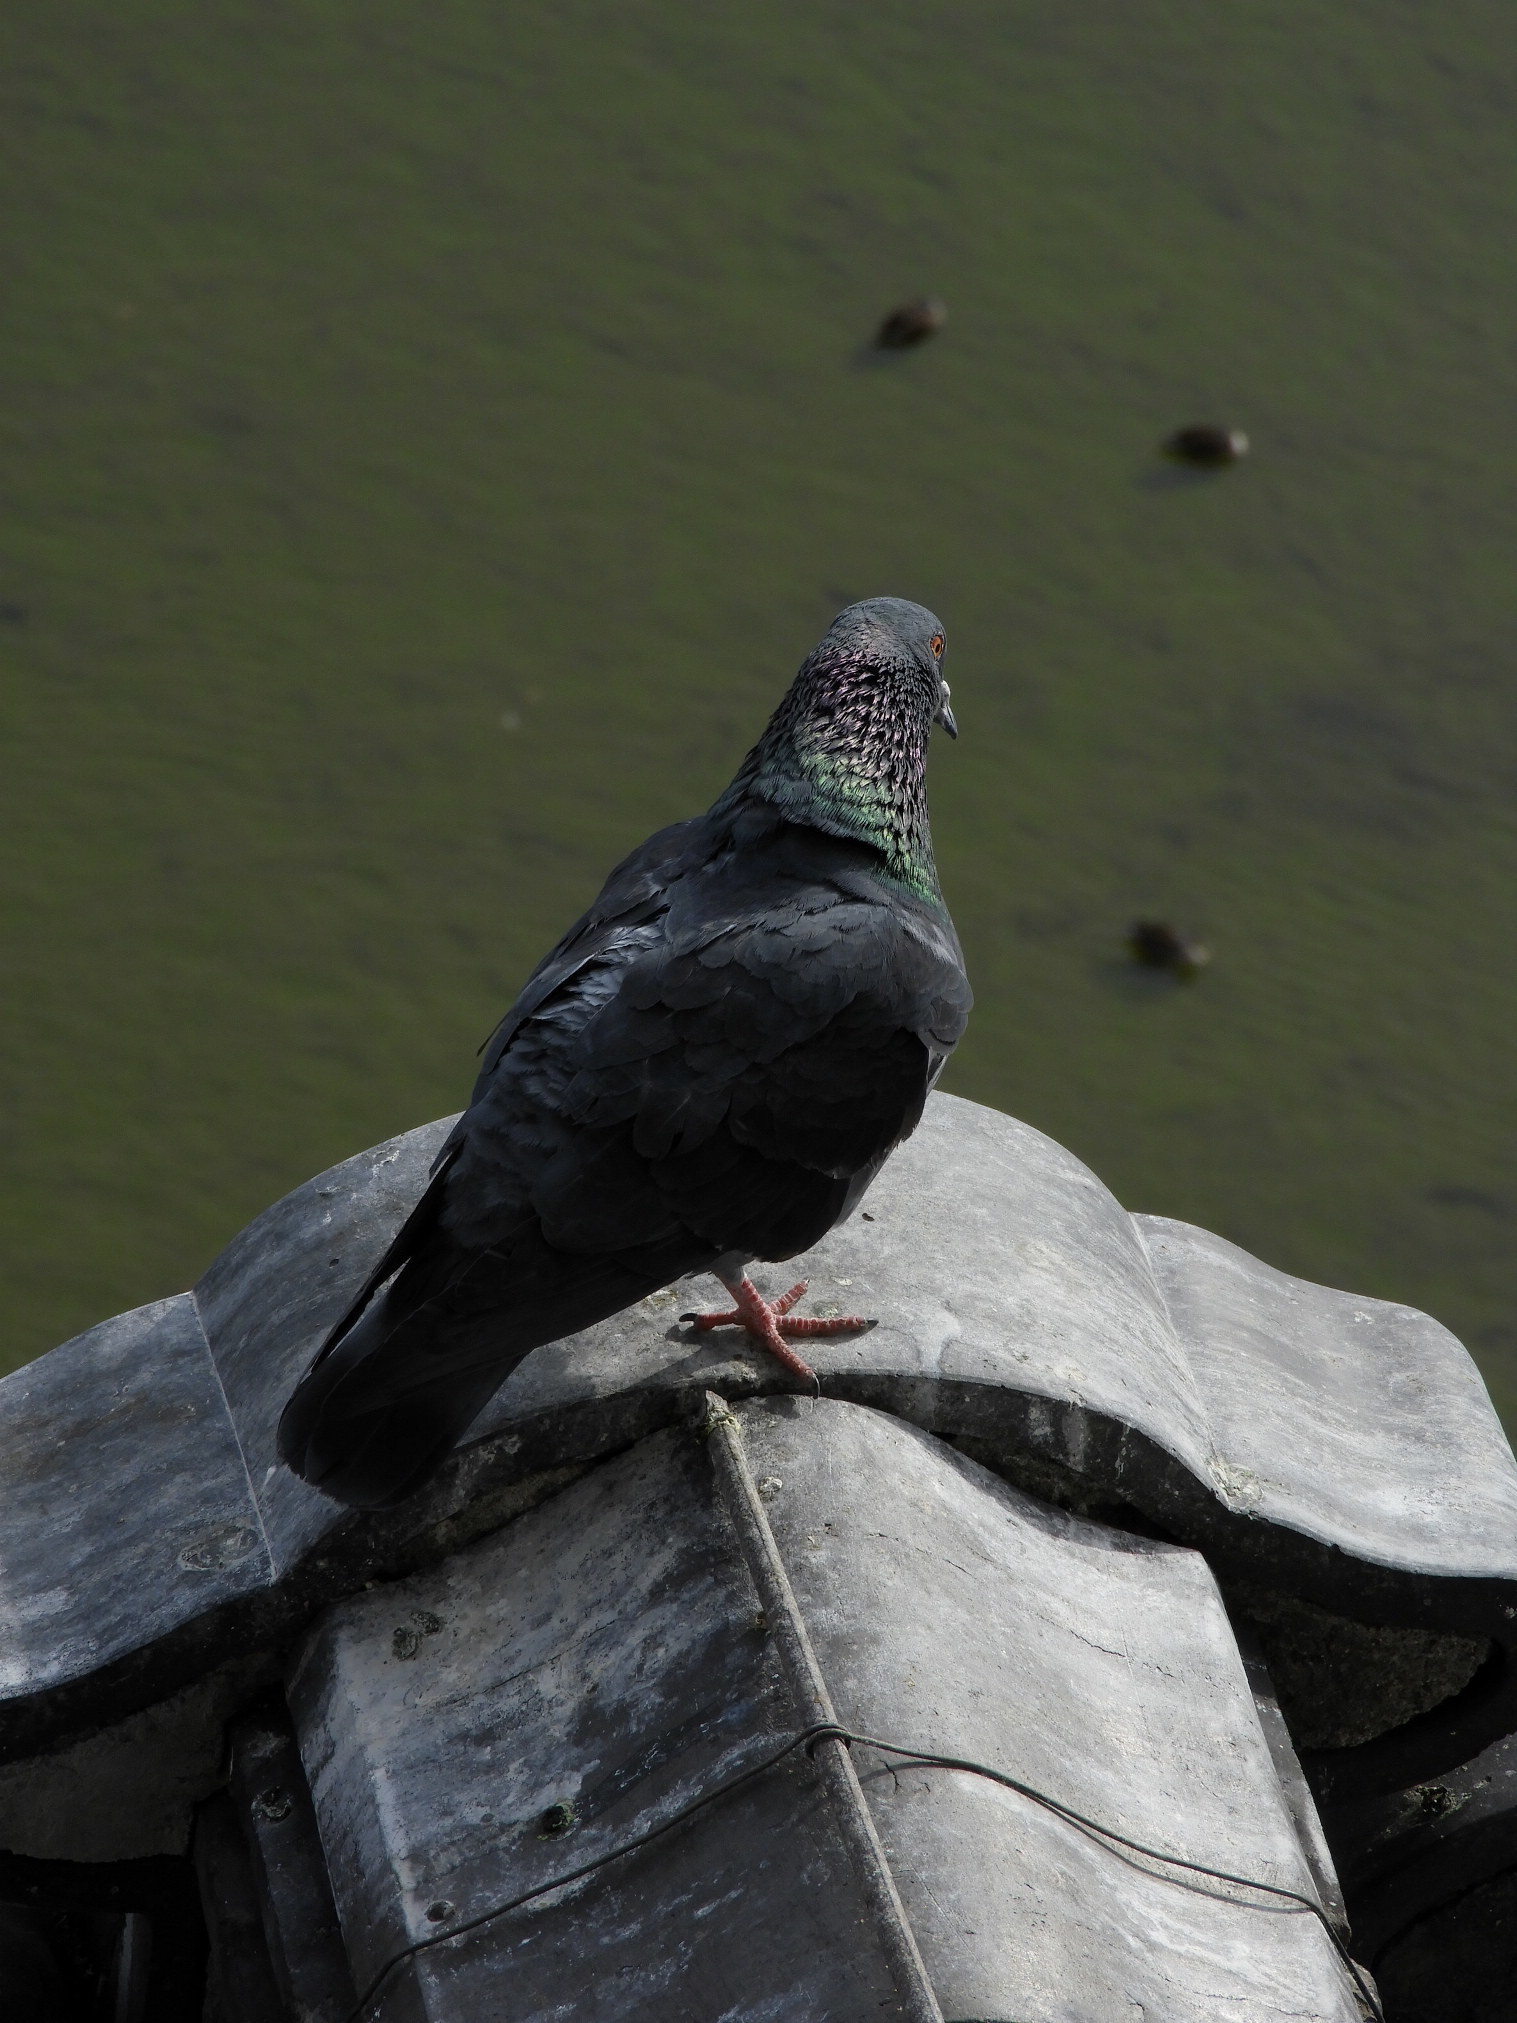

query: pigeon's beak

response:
[935,687,958,740]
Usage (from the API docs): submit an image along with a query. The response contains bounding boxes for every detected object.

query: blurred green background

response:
[3,1,1514,1423]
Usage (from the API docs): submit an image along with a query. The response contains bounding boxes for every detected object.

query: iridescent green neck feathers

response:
[713,619,949,907]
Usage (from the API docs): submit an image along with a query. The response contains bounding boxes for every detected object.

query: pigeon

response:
[278,598,971,1508]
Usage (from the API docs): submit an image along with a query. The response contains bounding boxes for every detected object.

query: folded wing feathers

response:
[279,803,971,1507]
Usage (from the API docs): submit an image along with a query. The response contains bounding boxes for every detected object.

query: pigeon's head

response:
[711,595,957,905]
[822,597,957,740]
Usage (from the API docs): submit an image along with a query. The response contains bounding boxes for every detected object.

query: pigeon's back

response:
[278,599,971,1507]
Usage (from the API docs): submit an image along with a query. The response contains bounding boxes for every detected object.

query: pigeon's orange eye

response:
[930,634,945,657]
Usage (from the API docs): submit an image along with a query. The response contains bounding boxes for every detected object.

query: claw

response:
[682,1274,874,1386]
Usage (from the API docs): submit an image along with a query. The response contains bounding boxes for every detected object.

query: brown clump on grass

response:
[1128,920,1211,978]
[1163,423,1249,466]
[875,296,947,349]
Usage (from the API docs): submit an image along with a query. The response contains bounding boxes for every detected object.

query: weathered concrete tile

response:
[226,1708,355,2020]
[0,1656,277,1861]
[288,1402,1363,2022]
[1137,1213,1517,1584]
[741,1399,1360,2023]
[466,1098,1517,1789]
[0,1295,271,1756]
[1322,1723,1517,1969]
[4,1091,1514,1795]
[289,1426,900,2019]
[194,1119,456,1573]
[1135,1213,1517,1796]
[474,1092,1216,1481]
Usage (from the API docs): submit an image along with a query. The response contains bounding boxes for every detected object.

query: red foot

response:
[681,1276,875,1386]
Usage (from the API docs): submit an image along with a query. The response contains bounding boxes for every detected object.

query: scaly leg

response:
[682,1275,875,1386]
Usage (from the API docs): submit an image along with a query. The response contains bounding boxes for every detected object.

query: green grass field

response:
[3,1,1515,1423]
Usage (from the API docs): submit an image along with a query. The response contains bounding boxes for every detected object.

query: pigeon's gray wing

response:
[304,816,713,1360]
[527,881,969,1258]
[278,830,970,1507]
[469,817,707,1093]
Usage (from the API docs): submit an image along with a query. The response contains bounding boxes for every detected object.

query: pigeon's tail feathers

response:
[277,1213,697,1509]
[276,1287,518,1511]
[309,1143,461,1376]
